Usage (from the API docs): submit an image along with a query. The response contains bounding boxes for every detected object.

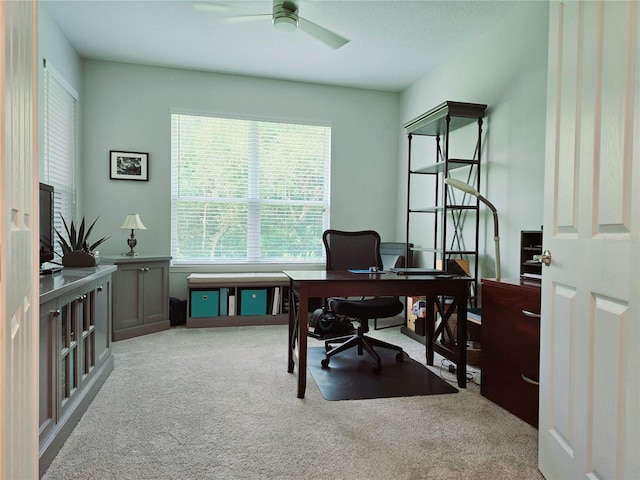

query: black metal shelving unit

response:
[403,101,487,308]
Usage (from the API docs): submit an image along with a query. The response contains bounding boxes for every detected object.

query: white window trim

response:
[170,109,331,266]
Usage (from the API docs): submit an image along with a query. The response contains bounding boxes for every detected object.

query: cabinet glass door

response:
[82,289,97,377]
[59,296,81,405]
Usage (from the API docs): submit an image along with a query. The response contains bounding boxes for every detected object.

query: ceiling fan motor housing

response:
[273,0,299,31]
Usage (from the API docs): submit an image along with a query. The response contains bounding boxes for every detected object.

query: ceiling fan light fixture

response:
[273,15,297,32]
[272,1,299,32]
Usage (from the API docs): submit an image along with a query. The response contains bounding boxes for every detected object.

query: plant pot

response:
[62,251,97,268]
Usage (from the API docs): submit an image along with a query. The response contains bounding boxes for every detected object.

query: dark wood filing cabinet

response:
[480,278,541,427]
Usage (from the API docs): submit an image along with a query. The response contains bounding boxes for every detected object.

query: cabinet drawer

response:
[190,290,220,318]
[481,356,539,427]
[481,282,540,368]
[480,279,541,428]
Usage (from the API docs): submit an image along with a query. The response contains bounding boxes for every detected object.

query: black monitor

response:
[39,182,55,266]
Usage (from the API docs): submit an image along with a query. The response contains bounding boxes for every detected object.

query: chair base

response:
[321,323,404,374]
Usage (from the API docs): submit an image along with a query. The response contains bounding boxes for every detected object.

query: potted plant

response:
[55,215,110,267]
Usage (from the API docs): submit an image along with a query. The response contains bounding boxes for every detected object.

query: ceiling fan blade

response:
[192,1,234,12]
[193,1,264,15]
[298,17,349,49]
[224,13,271,23]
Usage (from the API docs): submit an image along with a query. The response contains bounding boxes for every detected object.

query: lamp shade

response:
[120,213,147,230]
[445,176,501,280]
[444,177,480,197]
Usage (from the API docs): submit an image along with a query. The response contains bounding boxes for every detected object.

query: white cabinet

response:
[102,255,171,341]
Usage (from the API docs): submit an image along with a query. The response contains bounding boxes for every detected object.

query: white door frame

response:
[0,1,40,478]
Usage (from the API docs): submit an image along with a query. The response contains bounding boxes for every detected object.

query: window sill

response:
[169,263,325,274]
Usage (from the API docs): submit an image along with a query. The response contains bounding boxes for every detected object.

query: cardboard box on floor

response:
[406,296,425,335]
[406,259,469,336]
[411,259,479,366]
[436,258,480,365]
[442,311,481,366]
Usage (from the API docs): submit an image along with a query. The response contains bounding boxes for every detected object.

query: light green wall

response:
[39,2,550,300]
[78,61,400,298]
[397,1,550,281]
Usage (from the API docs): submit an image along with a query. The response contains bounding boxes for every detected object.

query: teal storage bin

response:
[190,290,220,318]
[240,289,267,315]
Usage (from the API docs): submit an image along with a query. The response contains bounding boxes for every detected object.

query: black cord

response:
[438,358,480,386]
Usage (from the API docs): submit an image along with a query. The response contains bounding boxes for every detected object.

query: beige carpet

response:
[42,324,544,480]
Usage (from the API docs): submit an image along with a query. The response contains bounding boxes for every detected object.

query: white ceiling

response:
[41,0,538,92]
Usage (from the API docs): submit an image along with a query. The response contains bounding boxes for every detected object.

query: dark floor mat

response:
[307,346,458,401]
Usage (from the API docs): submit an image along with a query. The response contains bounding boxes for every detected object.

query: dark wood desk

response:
[283,270,472,398]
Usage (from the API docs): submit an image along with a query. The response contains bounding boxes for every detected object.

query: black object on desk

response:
[40,266,62,275]
[389,267,445,275]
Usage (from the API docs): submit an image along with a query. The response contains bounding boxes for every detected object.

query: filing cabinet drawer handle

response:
[522,309,541,318]
[521,374,539,386]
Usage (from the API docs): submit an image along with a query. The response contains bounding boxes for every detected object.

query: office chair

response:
[321,229,405,374]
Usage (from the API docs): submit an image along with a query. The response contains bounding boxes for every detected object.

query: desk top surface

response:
[283,270,471,283]
[481,277,541,291]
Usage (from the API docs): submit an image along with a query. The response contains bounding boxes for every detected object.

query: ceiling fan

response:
[193,0,350,49]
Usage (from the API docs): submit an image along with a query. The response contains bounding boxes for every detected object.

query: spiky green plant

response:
[55,215,110,255]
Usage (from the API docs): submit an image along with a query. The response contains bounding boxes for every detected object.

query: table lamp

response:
[445,177,501,280]
[120,213,147,256]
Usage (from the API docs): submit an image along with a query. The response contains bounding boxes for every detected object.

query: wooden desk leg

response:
[297,288,308,398]
[425,296,435,366]
[456,297,467,388]
[287,283,295,374]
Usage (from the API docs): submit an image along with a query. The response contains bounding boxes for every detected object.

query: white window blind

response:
[43,59,77,261]
[171,112,331,264]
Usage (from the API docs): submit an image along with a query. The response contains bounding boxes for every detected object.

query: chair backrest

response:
[323,230,383,271]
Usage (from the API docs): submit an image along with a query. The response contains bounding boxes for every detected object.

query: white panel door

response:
[538,1,639,479]
[0,1,40,478]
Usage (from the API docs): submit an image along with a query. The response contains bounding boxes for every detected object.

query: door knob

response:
[533,250,551,266]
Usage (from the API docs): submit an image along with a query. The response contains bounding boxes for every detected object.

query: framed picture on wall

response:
[109,150,149,181]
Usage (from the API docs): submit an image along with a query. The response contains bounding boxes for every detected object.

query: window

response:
[171,112,331,265]
[43,60,77,260]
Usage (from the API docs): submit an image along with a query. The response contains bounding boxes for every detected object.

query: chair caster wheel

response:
[321,358,330,369]
[372,363,382,374]
[396,351,405,362]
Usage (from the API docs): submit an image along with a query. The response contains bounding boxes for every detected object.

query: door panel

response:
[114,264,142,329]
[142,263,167,324]
[94,278,111,362]
[539,1,639,479]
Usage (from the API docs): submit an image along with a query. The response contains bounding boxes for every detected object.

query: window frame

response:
[43,59,78,263]
[170,110,331,266]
